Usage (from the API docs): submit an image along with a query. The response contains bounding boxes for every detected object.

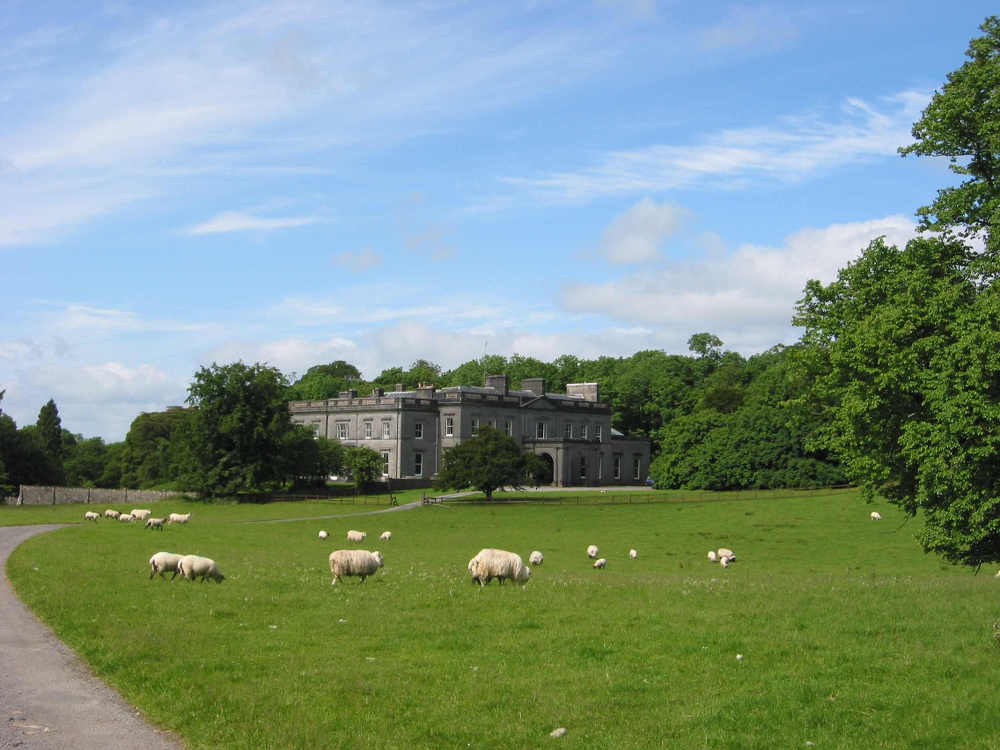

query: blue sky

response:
[1,1,995,441]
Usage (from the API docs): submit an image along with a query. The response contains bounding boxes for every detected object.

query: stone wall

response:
[11,486,190,506]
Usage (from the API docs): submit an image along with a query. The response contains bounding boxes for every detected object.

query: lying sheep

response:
[103,508,120,519]
[380,530,392,542]
[177,554,225,583]
[629,548,638,559]
[130,509,152,521]
[720,555,732,568]
[118,513,135,523]
[346,529,366,543]
[468,548,531,586]
[318,530,329,540]
[83,511,100,522]
[329,549,384,585]
[586,544,599,559]
[149,551,184,580]
[870,511,882,521]
[717,548,735,561]
[145,517,165,531]
[529,550,544,566]
[593,558,607,569]
[707,550,718,562]
[167,512,191,524]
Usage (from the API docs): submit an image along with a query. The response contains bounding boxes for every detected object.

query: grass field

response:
[5,489,1000,749]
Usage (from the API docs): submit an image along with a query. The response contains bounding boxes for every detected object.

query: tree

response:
[121,408,190,488]
[688,332,723,359]
[287,361,364,400]
[899,16,1000,250]
[36,399,65,483]
[343,445,383,489]
[436,425,527,500]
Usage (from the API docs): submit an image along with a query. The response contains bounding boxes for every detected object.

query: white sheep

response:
[83,511,100,522]
[720,555,732,568]
[346,529,366,543]
[167,512,191,524]
[593,558,607,569]
[586,544,599,559]
[328,549,384,585]
[103,509,120,519]
[177,554,225,583]
[380,530,392,542]
[717,548,735,561]
[118,513,135,523]
[130,509,152,521]
[145,517,165,531]
[870,511,882,521]
[529,550,544,566]
[467,548,531,586]
[318,530,329,540]
[149,551,184,580]
[707,550,718,562]
[629,548,638,559]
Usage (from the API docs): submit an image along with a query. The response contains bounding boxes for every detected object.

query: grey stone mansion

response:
[288,374,650,487]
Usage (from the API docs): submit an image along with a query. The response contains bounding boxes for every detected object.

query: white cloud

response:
[208,336,358,378]
[595,198,689,263]
[185,211,318,235]
[332,248,382,272]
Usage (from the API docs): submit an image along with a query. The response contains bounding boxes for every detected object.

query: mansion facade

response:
[288,374,651,487]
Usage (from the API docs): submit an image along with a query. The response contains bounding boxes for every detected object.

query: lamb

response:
[130,509,152,521]
[177,554,225,583]
[145,517,165,531]
[707,550,718,562]
[593,558,607,569]
[586,544,599,559]
[83,511,100,522]
[118,513,135,522]
[149,551,184,580]
[720,555,732,568]
[379,530,392,542]
[529,550,544,566]
[346,530,366,543]
[318,530,329,540]
[870,511,882,521]
[629,548,638,559]
[328,549,384,585]
[467,548,531,586]
[103,509,120,519]
[717,548,735,561]
[167,512,191,524]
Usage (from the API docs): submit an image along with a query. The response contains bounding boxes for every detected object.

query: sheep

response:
[145,517,165,531]
[328,549,384,585]
[118,513,135,522]
[318,530,329,540]
[130,509,152,521]
[707,550,718,562]
[593,558,607,569]
[629,548,638,559]
[149,551,184,580]
[529,550,544,566]
[379,530,392,542]
[167,512,191,524]
[870,511,882,521]
[346,530,367,543]
[177,554,225,583]
[717,548,735,561]
[586,544,599,559]
[720,555,732,568]
[467,548,531,586]
[83,511,100,522]
[103,509,120,519]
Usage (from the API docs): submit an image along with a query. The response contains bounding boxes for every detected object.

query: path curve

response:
[0,524,183,750]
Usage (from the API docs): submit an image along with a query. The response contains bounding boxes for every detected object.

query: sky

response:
[1,1,995,441]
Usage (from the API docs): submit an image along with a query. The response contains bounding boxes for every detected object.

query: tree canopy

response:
[436,425,530,500]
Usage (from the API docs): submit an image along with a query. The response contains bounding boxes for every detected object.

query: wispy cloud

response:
[185,211,318,235]
[698,5,801,52]
[332,249,382,272]
[594,198,689,263]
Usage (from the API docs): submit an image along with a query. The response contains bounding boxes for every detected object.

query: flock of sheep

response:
[84,508,191,530]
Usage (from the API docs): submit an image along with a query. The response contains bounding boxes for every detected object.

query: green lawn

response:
[5,489,1000,749]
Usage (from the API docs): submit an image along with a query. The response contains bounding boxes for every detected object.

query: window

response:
[579,455,587,480]
[564,422,573,439]
[581,424,588,440]
[364,422,372,439]
[381,450,390,476]
[614,454,622,480]
[633,456,641,481]
[445,416,454,437]
[504,418,513,437]
[595,424,602,442]
[536,421,546,439]
[337,422,348,440]
[415,422,424,439]
[382,421,391,439]
[598,453,604,480]
[414,452,423,476]
[471,417,480,436]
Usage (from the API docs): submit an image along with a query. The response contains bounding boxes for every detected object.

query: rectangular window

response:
[415,422,424,439]
[581,424,588,440]
[598,453,604,480]
[504,418,513,437]
[564,422,573,439]
[337,422,348,440]
[382,421,391,439]
[381,450,390,476]
[536,421,545,439]
[414,452,423,476]
[633,456,641,481]
[445,416,454,437]
[364,422,372,439]
[471,417,480,436]
[595,424,602,442]
[614,454,622,480]
[579,455,587,480]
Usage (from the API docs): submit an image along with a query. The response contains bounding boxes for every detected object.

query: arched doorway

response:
[537,452,554,485]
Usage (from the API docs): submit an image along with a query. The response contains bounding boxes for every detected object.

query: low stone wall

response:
[12,486,190,506]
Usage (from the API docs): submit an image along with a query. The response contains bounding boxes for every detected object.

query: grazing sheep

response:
[83,511,100,522]
[380,530,392,542]
[870,511,882,521]
[130,509,152,521]
[167,512,191,524]
[149,551,184,580]
[586,544,599,559]
[529,550,544,566]
[145,517,165,531]
[629,548,638,559]
[318,530,329,540]
[717,548,735,561]
[177,554,225,583]
[103,509,120,519]
[707,550,718,562]
[118,513,135,522]
[593,558,607,569]
[346,529,366,543]
[467,548,531,586]
[328,549,384,585]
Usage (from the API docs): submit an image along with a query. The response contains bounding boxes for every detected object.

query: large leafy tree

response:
[287,361,364,400]
[436,425,528,500]
[343,445,383,489]
[899,16,1000,250]
[36,399,65,483]
[121,408,191,488]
